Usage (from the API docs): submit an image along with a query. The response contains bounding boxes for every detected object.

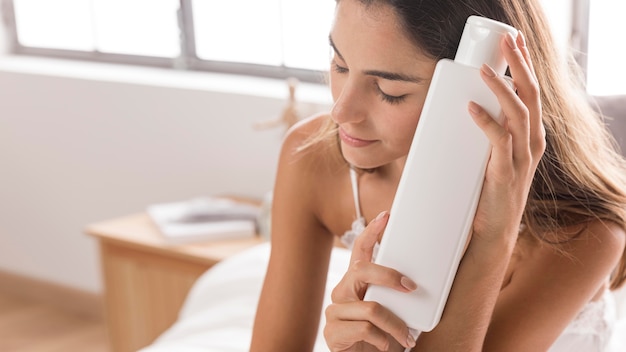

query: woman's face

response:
[329,0,437,170]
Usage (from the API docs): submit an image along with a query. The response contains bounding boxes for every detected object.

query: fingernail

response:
[506,32,517,49]
[468,101,482,115]
[406,330,417,348]
[517,30,526,48]
[407,335,416,348]
[480,63,497,77]
[374,211,387,222]
[401,276,418,291]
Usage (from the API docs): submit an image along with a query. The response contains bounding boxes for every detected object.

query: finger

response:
[325,301,416,349]
[331,259,417,302]
[502,32,538,105]
[468,101,514,180]
[479,63,531,166]
[516,30,536,81]
[350,211,388,265]
[516,30,546,158]
[502,32,543,156]
[324,319,390,351]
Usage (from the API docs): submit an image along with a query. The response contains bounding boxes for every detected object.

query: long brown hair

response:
[302,0,626,289]
[499,0,626,289]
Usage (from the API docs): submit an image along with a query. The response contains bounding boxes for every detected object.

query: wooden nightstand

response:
[86,213,264,352]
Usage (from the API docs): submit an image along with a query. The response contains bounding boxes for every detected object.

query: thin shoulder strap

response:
[349,167,363,219]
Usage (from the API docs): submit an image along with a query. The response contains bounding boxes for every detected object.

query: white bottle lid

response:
[454,16,518,75]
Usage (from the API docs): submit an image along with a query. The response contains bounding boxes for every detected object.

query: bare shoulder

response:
[486,220,625,349]
[537,220,625,268]
[569,220,626,286]
[579,220,626,257]
[273,112,346,222]
[511,220,625,288]
[277,113,344,182]
[280,113,325,155]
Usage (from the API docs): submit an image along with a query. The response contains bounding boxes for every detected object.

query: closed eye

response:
[332,61,348,74]
[376,84,407,105]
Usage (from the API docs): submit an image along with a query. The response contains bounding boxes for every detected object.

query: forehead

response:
[331,0,433,68]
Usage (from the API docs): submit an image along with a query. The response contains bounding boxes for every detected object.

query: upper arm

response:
[484,221,626,351]
[251,115,336,351]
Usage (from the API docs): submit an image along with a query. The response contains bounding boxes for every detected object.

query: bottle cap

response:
[454,16,517,75]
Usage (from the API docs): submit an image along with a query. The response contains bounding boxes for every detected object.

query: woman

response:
[251,0,626,351]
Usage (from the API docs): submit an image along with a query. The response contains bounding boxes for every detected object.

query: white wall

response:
[0,57,332,293]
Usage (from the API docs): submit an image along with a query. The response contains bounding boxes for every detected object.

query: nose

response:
[331,78,368,125]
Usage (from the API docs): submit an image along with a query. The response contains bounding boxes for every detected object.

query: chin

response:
[341,148,382,170]
[340,143,408,173]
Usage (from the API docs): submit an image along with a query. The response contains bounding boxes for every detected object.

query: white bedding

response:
[140,242,626,352]
[138,242,349,352]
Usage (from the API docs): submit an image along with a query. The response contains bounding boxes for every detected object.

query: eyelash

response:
[332,61,407,105]
[332,61,348,74]
[376,85,407,105]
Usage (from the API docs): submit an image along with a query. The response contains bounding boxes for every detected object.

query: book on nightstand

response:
[147,197,260,244]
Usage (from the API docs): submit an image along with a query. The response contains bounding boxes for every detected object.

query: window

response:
[540,0,572,60]
[192,1,333,72]
[6,0,336,82]
[13,0,180,57]
[586,0,626,96]
[538,0,625,96]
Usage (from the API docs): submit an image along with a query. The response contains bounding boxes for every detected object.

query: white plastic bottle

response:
[363,16,518,332]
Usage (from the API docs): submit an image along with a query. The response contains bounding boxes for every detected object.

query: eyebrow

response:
[329,35,424,84]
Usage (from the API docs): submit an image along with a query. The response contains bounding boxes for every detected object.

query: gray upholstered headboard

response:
[593,95,626,155]
[593,95,626,317]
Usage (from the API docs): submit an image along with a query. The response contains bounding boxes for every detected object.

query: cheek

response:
[380,104,424,150]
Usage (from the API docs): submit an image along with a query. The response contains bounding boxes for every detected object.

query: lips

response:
[338,127,376,147]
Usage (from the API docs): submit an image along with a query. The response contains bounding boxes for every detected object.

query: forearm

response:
[251,249,334,351]
[414,236,516,351]
[251,297,321,351]
[251,232,334,351]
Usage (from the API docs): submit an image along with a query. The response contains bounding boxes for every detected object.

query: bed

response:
[137,242,348,352]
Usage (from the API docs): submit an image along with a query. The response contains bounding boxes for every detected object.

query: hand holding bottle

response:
[324,211,418,352]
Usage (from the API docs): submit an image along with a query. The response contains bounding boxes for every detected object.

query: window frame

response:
[570,0,590,81]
